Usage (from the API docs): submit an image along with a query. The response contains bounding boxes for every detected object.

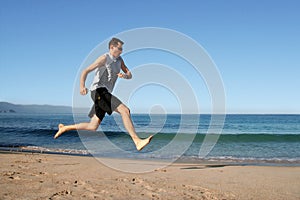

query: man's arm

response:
[80,54,106,95]
[117,59,132,79]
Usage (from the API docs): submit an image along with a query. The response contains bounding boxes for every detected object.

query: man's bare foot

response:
[54,124,65,139]
[136,135,153,151]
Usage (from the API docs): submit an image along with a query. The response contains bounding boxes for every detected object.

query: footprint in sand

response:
[8,175,21,180]
[49,190,72,199]
[2,171,16,176]
[3,171,22,180]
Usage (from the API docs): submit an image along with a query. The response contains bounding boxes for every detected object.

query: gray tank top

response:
[90,53,123,93]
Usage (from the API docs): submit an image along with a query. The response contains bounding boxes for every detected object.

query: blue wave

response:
[1,127,299,143]
[206,133,300,143]
[149,133,300,143]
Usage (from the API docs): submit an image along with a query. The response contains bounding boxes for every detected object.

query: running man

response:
[54,38,153,151]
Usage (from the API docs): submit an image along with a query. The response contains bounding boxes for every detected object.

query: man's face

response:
[110,42,123,58]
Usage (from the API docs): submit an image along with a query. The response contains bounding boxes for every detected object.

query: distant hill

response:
[0,102,72,114]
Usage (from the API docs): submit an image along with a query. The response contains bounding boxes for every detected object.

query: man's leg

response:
[115,104,153,151]
[54,115,101,139]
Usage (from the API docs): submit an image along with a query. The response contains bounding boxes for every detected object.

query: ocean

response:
[0,113,299,166]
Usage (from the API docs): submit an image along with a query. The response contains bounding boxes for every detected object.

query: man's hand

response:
[80,87,88,95]
[117,73,125,78]
[117,72,131,79]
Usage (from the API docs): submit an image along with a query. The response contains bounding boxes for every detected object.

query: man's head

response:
[109,37,124,58]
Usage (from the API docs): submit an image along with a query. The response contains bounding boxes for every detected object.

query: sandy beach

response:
[0,151,299,200]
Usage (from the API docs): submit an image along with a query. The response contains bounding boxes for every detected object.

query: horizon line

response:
[1,101,299,115]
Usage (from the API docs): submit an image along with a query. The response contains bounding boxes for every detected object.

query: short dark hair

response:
[109,37,124,49]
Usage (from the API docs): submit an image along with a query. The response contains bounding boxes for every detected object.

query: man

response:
[54,38,153,151]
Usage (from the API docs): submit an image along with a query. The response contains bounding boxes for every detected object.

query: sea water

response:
[0,113,299,165]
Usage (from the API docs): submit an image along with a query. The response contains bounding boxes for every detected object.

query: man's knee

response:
[89,116,100,131]
[118,104,130,116]
[88,123,99,131]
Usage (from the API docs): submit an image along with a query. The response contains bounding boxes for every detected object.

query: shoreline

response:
[1,147,299,167]
[1,151,300,199]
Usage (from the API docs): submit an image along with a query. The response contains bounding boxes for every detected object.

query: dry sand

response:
[0,151,299,200]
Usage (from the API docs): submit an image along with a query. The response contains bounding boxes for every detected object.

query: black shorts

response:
[88,87,122,121]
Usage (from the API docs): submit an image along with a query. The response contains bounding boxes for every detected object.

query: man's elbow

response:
[127,71,132,79]
[83,66,95,75]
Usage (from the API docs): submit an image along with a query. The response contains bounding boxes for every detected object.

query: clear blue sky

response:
[1,0,299,114]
